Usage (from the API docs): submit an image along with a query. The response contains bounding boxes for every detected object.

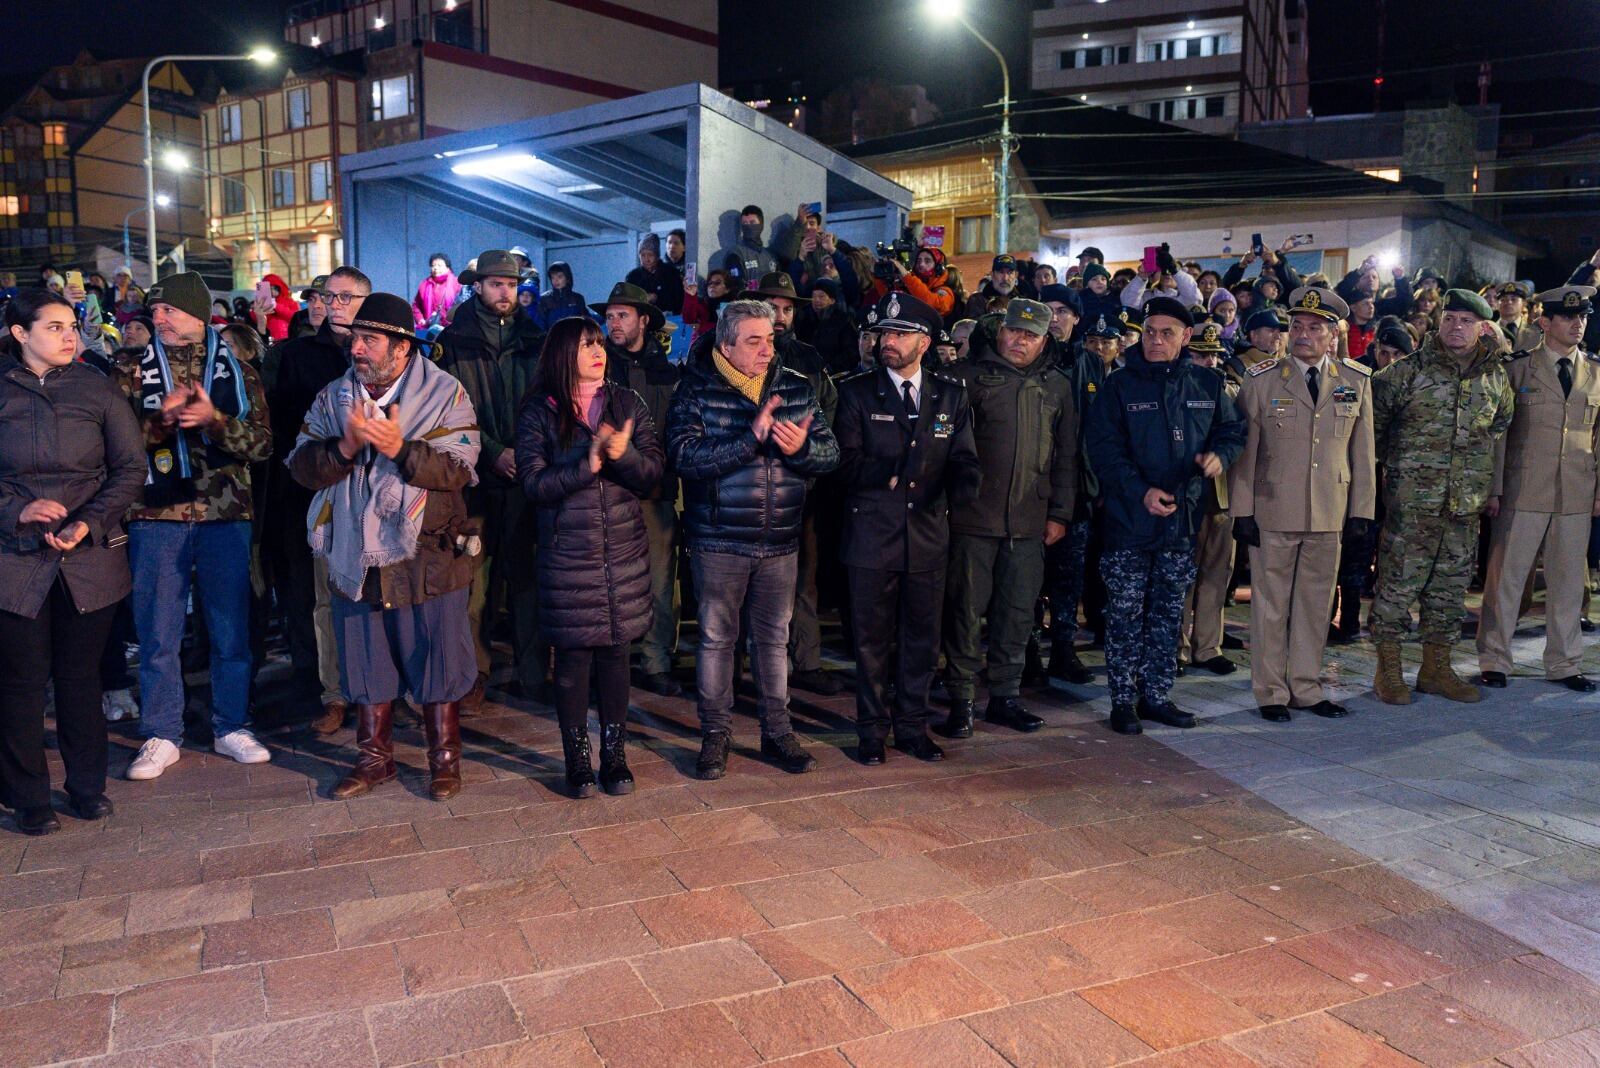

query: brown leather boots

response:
[331,703,398,799]
[328,700,462,801]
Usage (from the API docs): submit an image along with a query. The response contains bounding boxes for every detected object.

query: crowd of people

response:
[2,207,1599,836]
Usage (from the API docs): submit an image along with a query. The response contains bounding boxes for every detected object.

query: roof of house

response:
[843,95,1428,224]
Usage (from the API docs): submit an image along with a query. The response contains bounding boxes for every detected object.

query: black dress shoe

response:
[1109,704,1142,735]
[1481,671,1508,688]
[857,740,886,766]
[933,698,974,739]
[1583,618,1597,634]
[1175,663,1186,677]
[1259,704,1292,722]
[1554,675,1598,693]
[14,806,59,836]
[637,671,685,698]
[1048,644,1094,684]
[67,795,114,821]
[696,731,730,781]
[1294,700,1349,718]
[1137,699,1196,729]
[985,696,1045,733]
[792,670,844,696]
[892,733,945,762]
[1195,655,1236,676]
[760,733,817,774]
[1221,633,1245,650]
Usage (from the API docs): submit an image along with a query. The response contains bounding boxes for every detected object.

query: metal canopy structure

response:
[340,83,911,296]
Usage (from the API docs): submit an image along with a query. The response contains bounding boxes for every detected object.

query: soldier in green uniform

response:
[1370,289,1515,704]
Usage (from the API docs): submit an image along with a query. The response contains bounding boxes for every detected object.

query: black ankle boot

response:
[933,698,974,739]
[561,726,597,799]
[1022,634,1049,688]
[598,723,634,796]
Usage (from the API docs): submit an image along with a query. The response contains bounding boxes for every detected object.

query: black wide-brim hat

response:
[589,281,665,332]
[348,292,434,348]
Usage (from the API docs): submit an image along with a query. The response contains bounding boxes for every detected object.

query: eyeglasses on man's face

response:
[312,290,360,305]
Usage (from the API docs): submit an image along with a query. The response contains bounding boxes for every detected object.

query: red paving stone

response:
[5,689,1595,1066]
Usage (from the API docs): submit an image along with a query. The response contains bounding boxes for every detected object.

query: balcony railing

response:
[300,14,486,56]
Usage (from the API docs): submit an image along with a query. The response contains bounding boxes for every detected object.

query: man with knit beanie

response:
[119,272,275,780]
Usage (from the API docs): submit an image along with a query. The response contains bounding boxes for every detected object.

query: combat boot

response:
[1416,642,1481,703]
[1372,642,1411,705]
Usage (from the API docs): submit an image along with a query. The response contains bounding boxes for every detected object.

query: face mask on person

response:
[740,222,763,245]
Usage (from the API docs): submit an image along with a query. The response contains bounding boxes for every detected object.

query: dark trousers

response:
[943,534,1046,700]
[0,580,118,810]
[274,517,325,705]
[849,566,944,742]
[789,506,824,672]
[692,550,797,738]
[1047,517,1093,644]
[98,597,135,691]
[552,644,630,732]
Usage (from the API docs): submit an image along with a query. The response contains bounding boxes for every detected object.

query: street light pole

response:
[167,151,262,282]
[124,195,171,275]
[142,49,275,281]
[942,12,1013,258]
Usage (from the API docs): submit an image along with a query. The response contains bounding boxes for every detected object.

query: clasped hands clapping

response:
[751,394,813,456]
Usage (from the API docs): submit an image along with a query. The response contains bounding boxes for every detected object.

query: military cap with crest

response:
[1001,297,1051,337]
[1286,285,1350,323]
[1189,321,1228,354]
[1118,307,1143,335]
[1497,280,1531,301]
[1537,285,1596,318]
[866,290,942,336]
[1087,313,1122,339]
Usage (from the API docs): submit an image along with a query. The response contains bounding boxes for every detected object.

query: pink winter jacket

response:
[413,271,462,329]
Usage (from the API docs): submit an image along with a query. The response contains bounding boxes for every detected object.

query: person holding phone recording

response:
[1086,297,1247,736]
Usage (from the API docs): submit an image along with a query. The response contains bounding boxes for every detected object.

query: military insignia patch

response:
[1567,290,1584,309]
[886,295,901,319]
[1247,358,1280,376]
[154,449,174,475]
[1301,290,1321,310]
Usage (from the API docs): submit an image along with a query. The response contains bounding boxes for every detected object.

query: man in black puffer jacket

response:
[665,300,839,781]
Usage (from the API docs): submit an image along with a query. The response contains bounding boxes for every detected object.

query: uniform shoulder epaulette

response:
[926,367,963,387]
[837,368,874,385]
[1584,349,1600,363]
[1246,358,1280,377]
[1340,358,1372,377]
[1507,348,1534,361]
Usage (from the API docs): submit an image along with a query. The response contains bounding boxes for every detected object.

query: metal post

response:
[956,15,1012,258]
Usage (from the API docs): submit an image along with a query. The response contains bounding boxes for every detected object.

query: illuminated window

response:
[1364,168,1401,182]
[286,86,311,130]
[308,159,332,202]
[370,75,413,122]
[957,215,992,254]
[0,196,18,215]
[42,123,65,146]
[271,167,296,208]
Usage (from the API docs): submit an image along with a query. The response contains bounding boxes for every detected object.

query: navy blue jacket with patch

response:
[1086,345,1246,551]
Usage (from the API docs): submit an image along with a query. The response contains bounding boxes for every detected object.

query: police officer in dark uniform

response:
[836,292,982,764]
[1087,297,1247,734]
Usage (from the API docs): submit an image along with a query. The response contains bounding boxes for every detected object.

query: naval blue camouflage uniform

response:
[1085,343,1247,708]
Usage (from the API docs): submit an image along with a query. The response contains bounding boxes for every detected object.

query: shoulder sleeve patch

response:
[1340,358,1372,377]
[1247,358,1280,377]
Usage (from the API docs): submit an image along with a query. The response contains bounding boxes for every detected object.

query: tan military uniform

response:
[1230,356,1378,706]
[1182,376,1239,664]
[1477,343,1600,678]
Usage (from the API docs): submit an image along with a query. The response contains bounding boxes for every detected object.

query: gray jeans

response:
[691,549,797,738]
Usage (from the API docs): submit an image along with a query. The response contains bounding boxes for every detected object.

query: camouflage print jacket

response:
[116,341,273,523]
[1372,332,1514,517]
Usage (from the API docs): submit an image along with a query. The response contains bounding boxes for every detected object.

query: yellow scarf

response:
[713,351,767,406]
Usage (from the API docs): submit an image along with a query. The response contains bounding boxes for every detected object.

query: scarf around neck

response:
[291,354,480,599]
[137,329,247,506]
[713,350,766,406]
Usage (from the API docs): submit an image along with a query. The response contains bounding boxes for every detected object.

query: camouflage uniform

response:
[1103,547,1198,706]
[1370,333,1514,643]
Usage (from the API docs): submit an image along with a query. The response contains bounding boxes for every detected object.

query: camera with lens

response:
[873,230,916,282]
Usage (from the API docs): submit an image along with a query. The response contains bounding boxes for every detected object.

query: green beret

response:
[1443,288,1492,320]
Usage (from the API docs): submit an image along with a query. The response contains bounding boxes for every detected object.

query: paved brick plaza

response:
[4,621,1600,1066]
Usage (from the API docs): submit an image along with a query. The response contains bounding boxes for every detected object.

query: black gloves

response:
[1156,242,1178,276]
[1233,516,1261,547]
[1343,517,1371,539]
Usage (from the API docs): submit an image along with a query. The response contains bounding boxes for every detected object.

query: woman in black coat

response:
[516,316,663,797]
[0,291,145,835]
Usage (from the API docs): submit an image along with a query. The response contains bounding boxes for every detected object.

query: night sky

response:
[13,0,1597,136]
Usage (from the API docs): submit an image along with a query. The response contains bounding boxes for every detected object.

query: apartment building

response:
[201,0,719,289]
[1031,0,1294,135]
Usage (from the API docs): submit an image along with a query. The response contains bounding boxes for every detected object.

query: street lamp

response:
[123,194,172,274]
[142,49,276,280]
[928,1,1012,258]
[162,151,262,272]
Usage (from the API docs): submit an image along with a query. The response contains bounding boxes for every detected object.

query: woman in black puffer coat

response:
[516,317,663,798]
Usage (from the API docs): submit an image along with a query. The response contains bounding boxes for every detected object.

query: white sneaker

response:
[214,730,271,765]
[127,738,181,780]
[102,689,140,722]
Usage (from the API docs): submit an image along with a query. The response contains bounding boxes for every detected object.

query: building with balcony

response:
[0,51,207,284]
[198,0,719,291]
[1031,0,1293,135]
